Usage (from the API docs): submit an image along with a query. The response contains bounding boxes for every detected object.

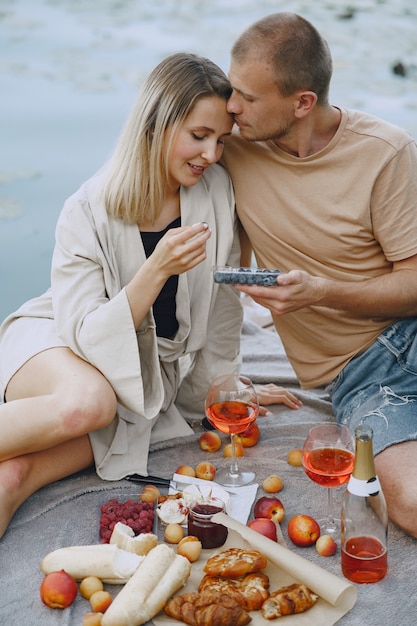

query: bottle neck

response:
[352,438,376,481]
[348,425,381,496]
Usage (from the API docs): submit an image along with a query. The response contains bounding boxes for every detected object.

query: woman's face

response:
[167,96,233,191]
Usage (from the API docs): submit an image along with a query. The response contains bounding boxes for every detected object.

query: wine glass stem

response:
[229,433,239,476]
[327,488,334,525]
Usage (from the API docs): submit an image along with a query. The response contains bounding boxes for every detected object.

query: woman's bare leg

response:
[1,347,117,459]
[0,346,117,539]
[0,435,93,540]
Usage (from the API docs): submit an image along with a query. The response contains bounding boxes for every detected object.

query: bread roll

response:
[101,543,191,626]
[41,544,143,583]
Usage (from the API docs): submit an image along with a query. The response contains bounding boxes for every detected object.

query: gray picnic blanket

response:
[0,321,415,625]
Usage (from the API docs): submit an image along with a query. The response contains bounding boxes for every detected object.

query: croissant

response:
[198,572,270,611]
[261,583,318,620]
[203,547,267,578]
[164,590,252,626]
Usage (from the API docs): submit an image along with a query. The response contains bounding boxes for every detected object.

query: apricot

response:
[316,534,337,556]
[223,442,244,457]
[262,474,284,493]
[80,576,104,600]
[177,536,202,562]
[82,612,104,626]
[195,461,216,481]
[287,448,303,467]
[40,569,78,609]
[237,421,260,447]
[89,590,112,613]
[175,465,196,478]
[139,484,160,503]
[164,523,185,544]
[199,431,222,452]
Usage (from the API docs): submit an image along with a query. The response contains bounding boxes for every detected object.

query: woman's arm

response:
[125,222,210,329]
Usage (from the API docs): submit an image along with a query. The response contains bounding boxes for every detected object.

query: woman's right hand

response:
[125,222,211,329]
[150,222,211,278]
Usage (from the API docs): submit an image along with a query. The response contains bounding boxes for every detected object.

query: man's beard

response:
[238,122,290,143]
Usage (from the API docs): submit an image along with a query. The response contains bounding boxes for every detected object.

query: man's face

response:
[227,59,296,142]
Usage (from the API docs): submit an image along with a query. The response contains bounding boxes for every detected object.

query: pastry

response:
[261,583,318,620]
[198,572,270,611]
[164,590,252,626]
[203,547,267,578]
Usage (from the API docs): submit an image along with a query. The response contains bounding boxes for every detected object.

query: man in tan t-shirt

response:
[222,12,417,538]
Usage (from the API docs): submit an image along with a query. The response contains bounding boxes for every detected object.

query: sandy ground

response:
[1,0,417,320]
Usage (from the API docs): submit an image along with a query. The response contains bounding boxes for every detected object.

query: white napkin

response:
[172,473,258,525]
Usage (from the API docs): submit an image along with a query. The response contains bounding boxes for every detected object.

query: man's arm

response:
[234,253,417,319]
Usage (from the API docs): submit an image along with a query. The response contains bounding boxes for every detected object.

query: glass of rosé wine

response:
[302,423,355,536]
[205,373,259,487]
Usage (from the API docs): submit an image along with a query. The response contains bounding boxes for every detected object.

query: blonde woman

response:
[0,53,299,540]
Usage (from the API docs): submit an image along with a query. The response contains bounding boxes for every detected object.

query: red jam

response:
[188,499,228,549]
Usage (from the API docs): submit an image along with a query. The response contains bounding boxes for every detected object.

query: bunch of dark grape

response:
[99,497,154,543]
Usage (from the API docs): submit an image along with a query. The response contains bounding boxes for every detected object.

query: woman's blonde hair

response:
[103,52,232,224]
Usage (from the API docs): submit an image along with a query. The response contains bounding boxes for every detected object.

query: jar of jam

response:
[187,497,228,549]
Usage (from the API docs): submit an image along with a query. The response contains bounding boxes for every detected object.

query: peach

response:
[316,534,337,556]
[175,465,196,478]
[40,569,78,609]
[80,576,104,600]
[195,461,216,481]
[287,448,303,466]
[89,590,112,613]
[287,514,320,547]
[82,612,104,626]
[223,442,244,457]
[262,474,284,493]
[164,523,185,544]
[247,518,278,542]
[254,496,285,523]
[139,484,160,503]
[199,431,222,452]
[177,536,202,562]
[237,421,260,447]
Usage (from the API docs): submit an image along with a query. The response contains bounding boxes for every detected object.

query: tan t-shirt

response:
[223,108,417,388]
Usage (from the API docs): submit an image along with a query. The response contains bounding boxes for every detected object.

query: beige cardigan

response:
[0,164,243,479]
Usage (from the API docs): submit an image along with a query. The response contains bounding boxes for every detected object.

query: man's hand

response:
[235,255,417,319]
[235,270,324,316]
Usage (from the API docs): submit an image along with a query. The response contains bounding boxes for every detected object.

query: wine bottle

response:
[341,424,388,583]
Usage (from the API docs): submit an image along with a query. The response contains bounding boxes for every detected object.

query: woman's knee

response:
[56,377,117,437]
[5,347,118,438]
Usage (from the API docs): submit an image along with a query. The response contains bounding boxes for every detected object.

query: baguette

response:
[41,544,143,583]
[102,543,191,626]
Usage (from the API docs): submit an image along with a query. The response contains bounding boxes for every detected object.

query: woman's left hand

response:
[255,383,302,416]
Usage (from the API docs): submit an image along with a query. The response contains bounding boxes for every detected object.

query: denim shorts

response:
[327,318,417,455]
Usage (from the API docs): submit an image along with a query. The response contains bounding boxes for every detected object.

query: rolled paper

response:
[212,512,357,613]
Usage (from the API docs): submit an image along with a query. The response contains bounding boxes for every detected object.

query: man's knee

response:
[376,441,417,538]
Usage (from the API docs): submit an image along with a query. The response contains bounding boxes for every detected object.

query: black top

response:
[140,217,181,339]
